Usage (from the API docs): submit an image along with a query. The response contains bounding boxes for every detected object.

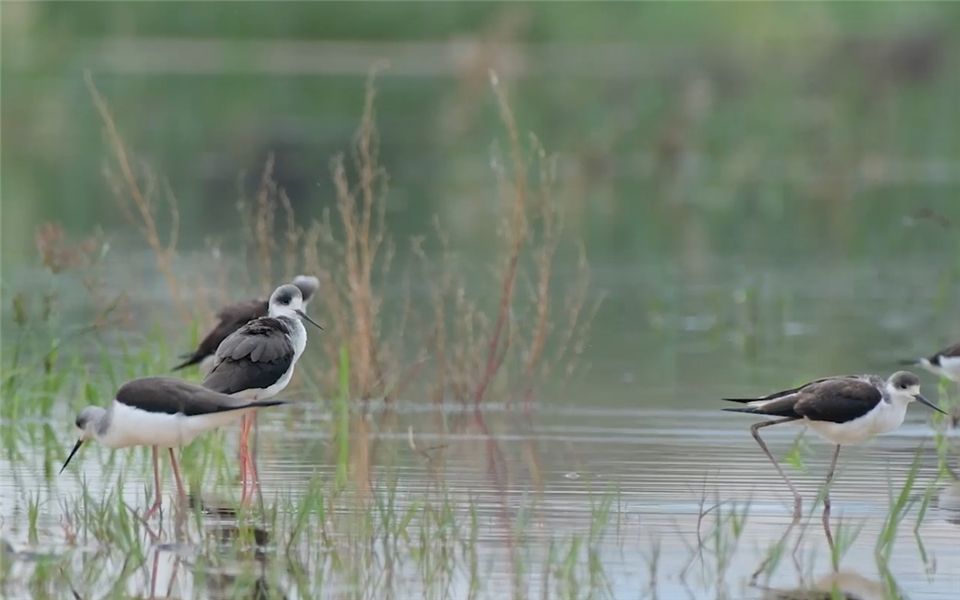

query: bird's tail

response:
[721,398,762,415]
[205,398,290,414]
[721,397,798,418]
[242,399,289,410]
[721,406,762,414]
[172,353,201,371]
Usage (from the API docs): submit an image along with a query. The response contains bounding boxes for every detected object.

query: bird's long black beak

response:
[60,439,84,474]
[914,394,947,415]
[296,309,323,330]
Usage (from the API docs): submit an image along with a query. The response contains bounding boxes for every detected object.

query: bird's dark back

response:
[201,317,295,395]
[117,377,240,416]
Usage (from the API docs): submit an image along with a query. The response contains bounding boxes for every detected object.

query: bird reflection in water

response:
[761,570,886,600]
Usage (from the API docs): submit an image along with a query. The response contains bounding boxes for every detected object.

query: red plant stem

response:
[473,249,521,406]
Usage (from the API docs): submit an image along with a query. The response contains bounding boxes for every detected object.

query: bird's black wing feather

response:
[202,317,294,395]
[931,342,960,365]
[722,395,803,417]
[723,374,861,404]
[116,377,285,415]
[173,299,267,370]
[793,378,882,423]
[215,298,268,322]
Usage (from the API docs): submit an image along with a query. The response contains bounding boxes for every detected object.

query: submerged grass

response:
[0,350,953,599]
[335,344,351,490]
[828,516,864,573]
[876,448,923,565]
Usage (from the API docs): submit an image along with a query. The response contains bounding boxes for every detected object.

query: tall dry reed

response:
[85,71,186,322]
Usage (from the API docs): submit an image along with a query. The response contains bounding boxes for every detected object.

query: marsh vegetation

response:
[3,3,960,599]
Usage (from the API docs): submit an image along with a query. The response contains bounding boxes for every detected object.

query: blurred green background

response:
[5,2,959,258]
[3,2,959,399]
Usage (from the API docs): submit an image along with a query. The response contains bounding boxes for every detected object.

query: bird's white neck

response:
[872,396,910,435]
[292,319,307,360]
[278,315,308,360]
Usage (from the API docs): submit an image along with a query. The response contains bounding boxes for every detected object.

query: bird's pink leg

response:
[168,448,187,503]
[751,418,803,522]
[144,446,163,519]
[239,414,252,504]
[247,411,262,500]
[234,416,244,485]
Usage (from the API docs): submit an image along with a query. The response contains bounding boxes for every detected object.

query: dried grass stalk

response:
[472,70,529,406]
[416,71,598,406]
[303,67,390,400]
[85,71,186,321]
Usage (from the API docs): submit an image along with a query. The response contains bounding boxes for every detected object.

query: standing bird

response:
[202,283,321,503]
[723,371,944,548]
[173,275,320,373]
[60,377,289,518]
[900,341,960,383]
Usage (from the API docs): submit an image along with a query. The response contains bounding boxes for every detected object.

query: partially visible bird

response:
[900,341,960,383]
[173,275,320,373]
[201,283,321,503]
[59,376,290,518]
[723,371,944,549]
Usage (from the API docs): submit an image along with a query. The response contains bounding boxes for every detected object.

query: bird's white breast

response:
[805,400,907,445]
[97,401,250,449]
[937,355,960,382]
[290,319,307,361]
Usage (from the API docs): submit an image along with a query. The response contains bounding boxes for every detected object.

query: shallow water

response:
[3,398,959,599]
[3,249,960,598]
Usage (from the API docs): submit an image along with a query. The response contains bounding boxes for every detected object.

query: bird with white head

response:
[201,283,321,503]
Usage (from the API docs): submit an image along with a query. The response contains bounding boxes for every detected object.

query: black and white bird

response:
[723,371,944,546]
[173,275,320,373]
[59,377,289,518]
[201,283,321,503]
[901,341,960,383]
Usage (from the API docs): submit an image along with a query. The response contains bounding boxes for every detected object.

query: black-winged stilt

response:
[201,283,321,503]
[901,341,960,383]
[173,275,320,373]
[59,376,289,517]
[723,371,944,546]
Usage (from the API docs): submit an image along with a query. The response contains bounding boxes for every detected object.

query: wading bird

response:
[901,341,960,383]
[60,377,289,518]
[723,371,944,547]
[201,283,321,503]
[173,275,320,373]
